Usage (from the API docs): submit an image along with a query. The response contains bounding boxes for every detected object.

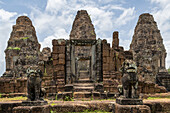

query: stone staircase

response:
[79,70,90,79]
[42,75,57,99]
[56,78,116,100]
[103,71,121,93]
[73,78,94,99]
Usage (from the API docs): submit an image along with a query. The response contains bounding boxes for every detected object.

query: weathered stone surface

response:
[0,102,22,113]
[70,10,96,40]
[113,103,151,113]
[0,78,27,94]
[21,101,48,106]
[52,39,66,92]
[116,98,143,105]
[120,59,139,99]
[156,71,170,91]
[12,105,50,113]
[50,101,113,112]
[144,99,170,113]
[3,16,40,77]
[130,13,166,83]
[112,31,119,50]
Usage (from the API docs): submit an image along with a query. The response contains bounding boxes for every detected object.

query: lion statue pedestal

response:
[22,66,47,106]
[116,59,143,105]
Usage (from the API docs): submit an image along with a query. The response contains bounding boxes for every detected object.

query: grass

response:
[50,102,58,106]
[168,68,170,74]
[147,96,170,100]
[0,96,27,102]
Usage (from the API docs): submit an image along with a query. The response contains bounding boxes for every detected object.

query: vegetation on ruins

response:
[168,68,170,74]
[7,47,21,50]
[21,37,29,40]
[147,96,170,99]
[0,96,27,102]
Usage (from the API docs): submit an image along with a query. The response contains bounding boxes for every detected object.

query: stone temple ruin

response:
[4,16,41,77]
[130,13,170,91]
[0,10,170,100]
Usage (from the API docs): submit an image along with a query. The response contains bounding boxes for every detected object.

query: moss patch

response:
[21,37,29,40]
[7,47,21,50]
[0,96,27,102]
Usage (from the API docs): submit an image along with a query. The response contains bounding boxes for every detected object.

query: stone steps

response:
[73,78,94,92]
[75,79,94,83]
[79,71,89,79]
[73,92,92,99]
[73,83,94,87]
[74,86,94,92]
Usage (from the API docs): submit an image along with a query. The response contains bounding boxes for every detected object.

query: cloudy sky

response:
[0,0,170,75]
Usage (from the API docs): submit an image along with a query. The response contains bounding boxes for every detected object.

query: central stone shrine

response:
[52,10,125,99]
[53,10,104,99]
[67,10,101,83]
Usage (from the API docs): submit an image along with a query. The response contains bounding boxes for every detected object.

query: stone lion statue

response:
[26,66,45,101]
[120,59,138,98]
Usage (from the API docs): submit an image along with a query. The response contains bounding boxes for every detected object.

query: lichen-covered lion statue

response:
[26,66,45,101]
[120,59,138,98]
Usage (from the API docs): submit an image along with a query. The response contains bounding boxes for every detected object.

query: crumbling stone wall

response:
[102,32,125,93]
[0,78,27,94]
[39,47,53,76]
[52,39,66,92]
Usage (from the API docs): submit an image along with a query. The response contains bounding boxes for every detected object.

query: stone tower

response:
[130,13,166,83]
[112,31,119,49]
[70,10,96,40]
[4,16,40,77]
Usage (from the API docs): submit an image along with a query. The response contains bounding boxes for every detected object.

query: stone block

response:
[53,65,65,71]
[59,54,65,59]
[103,57,107,63]
[116,98,143,105]
[12,105,50,113]
[52,39,66,46]
[113,103,151,113]
[53,46,65,54]
[59,59,65,64]
[103,64,109,71]
[103,49,110,57]
[53,60,59,66]
[65,84,73,92]
[57,70,65,76]
[73,92,92,99]
[52,53,59,60]
[102,43,109,50]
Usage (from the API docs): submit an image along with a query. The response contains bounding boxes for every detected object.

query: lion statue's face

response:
[122,59,137,73]
[26,66,39,77]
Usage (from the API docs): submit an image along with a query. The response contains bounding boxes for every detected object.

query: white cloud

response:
[0,9,18,75]
[0,9,17,21]
[119,39,131,50]
[29,0,136,52]
[150,0,170,68]
[40,28,69,50]
[115,7,135,26]
[150,0,170,7]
